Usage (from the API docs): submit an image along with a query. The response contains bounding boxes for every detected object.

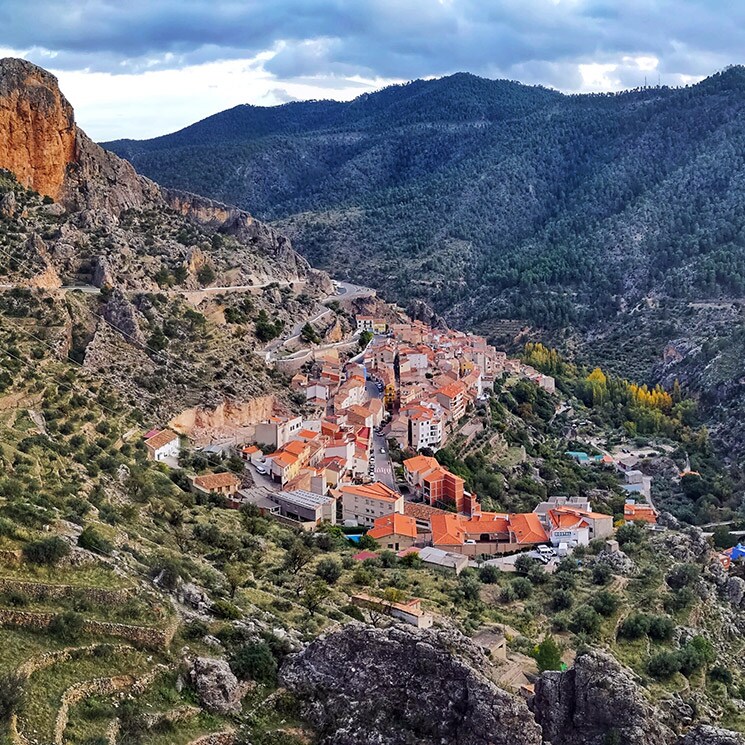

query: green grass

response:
[0,627,68,672]
[0,561,128,589]
[20,647,157,744]
[143,712,228,745]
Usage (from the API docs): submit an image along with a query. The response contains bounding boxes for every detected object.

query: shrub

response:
[211,599,242,620]
[513,554,534,575]
[478,565,500,584]
[618,613,650,640]
[49,611,84,642]
[315,557,343,585]
[22,536,70,565]
[647,615,674,641]
[0,672,25,722]
[533,636,563,672]
[591,563,612,586]
[229,640,278,684]
[590,590,619,617]
[569,605,601,636]
[647,650,681,679]
[342,603,364,621]
[78,526,113,555]
[666,563,700,591]
[551,588,574,611]
[511,577,533,599]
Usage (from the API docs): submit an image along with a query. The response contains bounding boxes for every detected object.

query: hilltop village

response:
[145,311,665,588]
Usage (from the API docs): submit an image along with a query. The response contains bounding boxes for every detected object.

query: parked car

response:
[380,448,386,454]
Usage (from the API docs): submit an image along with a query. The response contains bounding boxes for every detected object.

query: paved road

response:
[365,379,398,491]
[330,280,376,301]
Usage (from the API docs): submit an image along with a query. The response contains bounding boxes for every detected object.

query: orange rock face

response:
[0,58,76,200]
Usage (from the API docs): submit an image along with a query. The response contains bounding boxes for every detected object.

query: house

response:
[368,513,418,551]
[543,506,614,545]
[351,593,433,629]
[435,380,468,421]
[403,501,449,532]
[267,489,336,527]
[356,316,387,334]
[471,628,507,660]
[403,455,465,512]
[240,444,265,468]
[192,472,241,497]
[266,451,300,485]
[254,416,303,449]
[339,482,404,527]
[624,500,658,524]
[408,406,444,451]
[144,429,180,462]
[429,511,548,557]
[417,546,469,575]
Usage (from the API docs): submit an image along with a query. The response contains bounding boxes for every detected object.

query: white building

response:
[340,482,404,527]
[144,429,180,462]
[254,416,303,449]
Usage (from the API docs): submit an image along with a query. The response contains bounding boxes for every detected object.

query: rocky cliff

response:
[281,624,745,745]
[0,58,75,200]
[0,57,317,289]
[280,624,543,745]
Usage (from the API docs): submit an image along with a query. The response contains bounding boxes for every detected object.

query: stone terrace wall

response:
[0,609,175,648]
[0,577,132,605]
[17,643,133,678]
[53,666,163,744]
[187,732,235,745]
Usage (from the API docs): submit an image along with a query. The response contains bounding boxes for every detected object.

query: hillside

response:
[103,67,745,454]
[105,68,745,329]
[4,57,745,745]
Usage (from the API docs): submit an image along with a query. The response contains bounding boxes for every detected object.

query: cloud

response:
[1,0,743,138]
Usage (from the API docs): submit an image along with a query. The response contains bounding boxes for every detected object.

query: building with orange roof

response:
[266,451,301,486]
[429,510,548,557]
[403,455,466,512]
[435,380,468,421]
[340,482,404,527]
[368,513,419,551]
[624,500,658,525]
[192,472,241,497]
[144,429,180,462]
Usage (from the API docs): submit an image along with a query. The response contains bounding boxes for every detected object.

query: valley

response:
[0,55,745,745]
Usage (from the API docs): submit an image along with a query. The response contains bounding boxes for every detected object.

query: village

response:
[138,309,672,635]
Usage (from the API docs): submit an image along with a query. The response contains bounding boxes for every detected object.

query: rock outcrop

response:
[189,657,242,715]
[0,58,75,200]
[280,624,542,745]
[533,650,675,745]
[677,725,745,745]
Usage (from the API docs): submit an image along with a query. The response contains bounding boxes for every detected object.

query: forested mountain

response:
[106,68,745,329]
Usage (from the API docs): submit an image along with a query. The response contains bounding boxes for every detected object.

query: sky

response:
[0,0,742,141]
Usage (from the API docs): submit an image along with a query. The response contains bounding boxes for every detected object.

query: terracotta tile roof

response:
[283,440,308,456]
[403,455,440,474]
[341,482,401,503]
[241,445,260,454]
[509,513,548,544]
[144,429,179,451]
[430,513,466,546]
[193,472,241,491]
[368,513,418,540]
[404,501,449,522]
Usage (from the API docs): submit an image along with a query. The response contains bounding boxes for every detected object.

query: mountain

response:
[103,68,745,325]
[0,57,335,422]
[103,67,745,451]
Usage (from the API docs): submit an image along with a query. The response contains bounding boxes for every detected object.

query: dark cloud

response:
[0,0,743,88]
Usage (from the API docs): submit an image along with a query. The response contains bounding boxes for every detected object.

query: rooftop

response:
[274,489,335,509]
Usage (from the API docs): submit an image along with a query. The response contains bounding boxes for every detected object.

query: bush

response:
[590,590,619,617]
[647,615,674,641]
[479,565,500,584]
[511,577,533,599]
[513,554,534,575]
[551,588,573,611]
[211,599,242,620]
[230,640,278,684]
[49,611,84,642]
[315,557,343,584]
[647,650,681,679]
[569,605,601,636]
[666,563,700,591]
[22,536,70,565]
[618,613,650,640]
[78,526,113,555]
[533,636,563,672]
[591,563,612,586]
[0,672,25,722]
[615,522,645,546]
